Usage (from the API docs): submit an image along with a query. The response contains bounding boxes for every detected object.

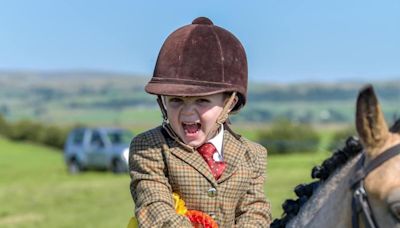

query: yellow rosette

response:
[127,193,217,228]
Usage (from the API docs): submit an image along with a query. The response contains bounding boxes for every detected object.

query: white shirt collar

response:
[208,124,224,161]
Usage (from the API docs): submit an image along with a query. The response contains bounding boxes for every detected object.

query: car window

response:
[107,130,133,145]
[90,130,105,148]
[72,130,85,146]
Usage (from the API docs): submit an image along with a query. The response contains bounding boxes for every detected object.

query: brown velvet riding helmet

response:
[145,17,248,111]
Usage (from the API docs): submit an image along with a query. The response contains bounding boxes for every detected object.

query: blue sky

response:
[0,0,399,82]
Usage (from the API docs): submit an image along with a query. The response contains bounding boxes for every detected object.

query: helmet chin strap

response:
[204,92,237,143]
[157,92,237,150]
[157,95,168,123]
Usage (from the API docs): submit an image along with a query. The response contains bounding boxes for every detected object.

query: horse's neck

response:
[288,153,362,228]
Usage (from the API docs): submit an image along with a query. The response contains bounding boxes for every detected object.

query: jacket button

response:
[207,188,217,197]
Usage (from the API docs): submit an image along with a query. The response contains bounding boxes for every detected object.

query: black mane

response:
[271,118,400,228]
[270,136,363,228]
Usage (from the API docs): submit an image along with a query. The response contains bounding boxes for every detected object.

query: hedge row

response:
[0,114,70,150]
[0,113,350,154]
[256,119,320,154]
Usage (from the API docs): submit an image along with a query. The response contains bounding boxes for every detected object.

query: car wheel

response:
[68,160,82,174]
[111,159,126,174]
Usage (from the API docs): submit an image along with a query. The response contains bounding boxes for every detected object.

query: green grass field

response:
[0,138,133,228]
[0,137,328,227]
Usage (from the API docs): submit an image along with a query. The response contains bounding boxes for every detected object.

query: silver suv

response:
[64,127,133,174]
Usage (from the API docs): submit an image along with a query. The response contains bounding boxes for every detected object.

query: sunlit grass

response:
[0,136,331,227]
[267,152,328,216]
[0,138,133,228]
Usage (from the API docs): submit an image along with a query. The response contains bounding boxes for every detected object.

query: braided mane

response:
[271,118,400,228]
[270,136,362,228]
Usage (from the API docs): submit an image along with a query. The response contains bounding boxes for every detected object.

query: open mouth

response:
[182,122,201,135]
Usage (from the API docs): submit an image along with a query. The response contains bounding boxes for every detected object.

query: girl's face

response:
[164,93,226,147]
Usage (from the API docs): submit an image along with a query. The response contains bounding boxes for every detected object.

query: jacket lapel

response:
[168,140,217,186]
[218,130,247,183]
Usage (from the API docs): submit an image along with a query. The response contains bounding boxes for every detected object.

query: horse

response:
[271,85,400,228]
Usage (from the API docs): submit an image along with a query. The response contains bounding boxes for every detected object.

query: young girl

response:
[129,17,271,227]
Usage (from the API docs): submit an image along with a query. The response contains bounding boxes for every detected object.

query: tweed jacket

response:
[129,125,271,227]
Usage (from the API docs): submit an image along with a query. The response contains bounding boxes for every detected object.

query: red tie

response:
[197,143,226,180]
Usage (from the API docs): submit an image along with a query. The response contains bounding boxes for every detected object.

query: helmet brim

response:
[145,82,229,97]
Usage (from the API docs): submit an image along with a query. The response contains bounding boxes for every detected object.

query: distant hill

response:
[0,70,399,127]
[0,70,148,88]
[250,81,400,101]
